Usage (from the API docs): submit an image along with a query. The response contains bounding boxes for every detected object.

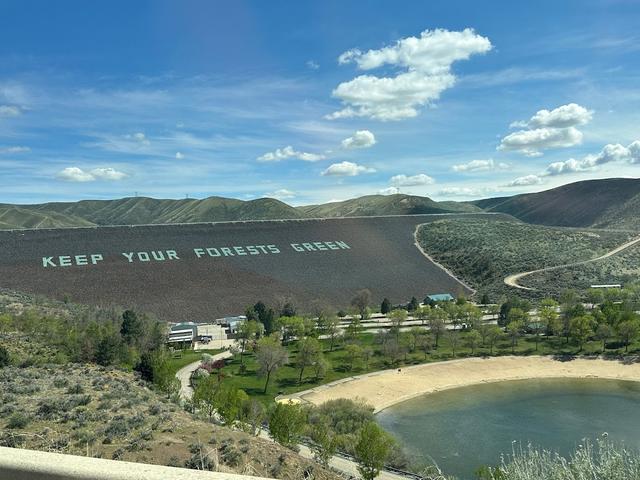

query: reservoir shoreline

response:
[279,355,640,412]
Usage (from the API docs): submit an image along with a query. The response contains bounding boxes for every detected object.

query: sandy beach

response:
[281,356,640,412]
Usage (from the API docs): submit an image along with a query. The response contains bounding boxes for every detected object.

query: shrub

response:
[0,346,9,368]
[6,413,30,429]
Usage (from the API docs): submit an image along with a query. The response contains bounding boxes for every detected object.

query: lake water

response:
[376,378,640,479]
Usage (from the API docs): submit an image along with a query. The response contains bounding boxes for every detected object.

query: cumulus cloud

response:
[505,175,544,187]
[499,103,592,156]
[0,105,21,117]
[0,146,30,154]
[378,187,400,195]
[514,103,593,129]
[257,145,326,162]
[341,130,377,149]
[543,140,640,176]
[321,161,376,177]
[56,167,128,182]
[451,158,509,172]
[328,28,492,121]
[175,151,184,159]
[390,173,435,187]
[266,189,296,200]
[498,127,583,156]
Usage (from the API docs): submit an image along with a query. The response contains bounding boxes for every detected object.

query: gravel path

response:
[504,234,640,290]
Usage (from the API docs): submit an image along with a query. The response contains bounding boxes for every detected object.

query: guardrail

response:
[0,446,272,480]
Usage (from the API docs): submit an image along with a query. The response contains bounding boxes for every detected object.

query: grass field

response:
[417,218,634,300]
[166,348,222,376]
[217,330,640,404]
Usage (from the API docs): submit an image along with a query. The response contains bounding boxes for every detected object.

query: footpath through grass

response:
[166,348,222,376]
[218,331,640,404]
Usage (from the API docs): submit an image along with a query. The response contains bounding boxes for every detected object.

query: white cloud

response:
[505,174,544,187]
[321,161,376,177]
[543,140,640,176]
[0,146,30,154]
[56,167,128,182]
[378,187,400,195]
[266,189,296,200]
[452,158,509,172]
[341,130,377,149]
[257,145,326,162]
[328,28,492,121]
[0,105,21,117]
[498,127,583,156]
[499,104,592,156]
[390,173,435,187]
[519,103,593,129]
[438,187,483,197]
[125,132,150,145]
[306,60,320,70]
[91,167,128,181]
[175,151,184,159]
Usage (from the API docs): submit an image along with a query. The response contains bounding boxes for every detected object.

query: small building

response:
[427,293,455,303]
[216,315,247,335]
[168,322,198,346]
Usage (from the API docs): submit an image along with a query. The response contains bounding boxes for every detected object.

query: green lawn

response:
[219,331,640,404]
[166,348,222,376]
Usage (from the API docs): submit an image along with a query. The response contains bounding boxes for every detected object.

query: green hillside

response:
[0,205,95,229]
[474,178,640,229]
[298,194,481,217]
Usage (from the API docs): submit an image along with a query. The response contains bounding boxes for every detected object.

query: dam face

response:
[0,214,493,321]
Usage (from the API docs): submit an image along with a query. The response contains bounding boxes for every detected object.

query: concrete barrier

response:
[0,446,272,480]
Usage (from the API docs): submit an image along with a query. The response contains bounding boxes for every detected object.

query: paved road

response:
[504,234,640,290]
[175,350,233,400]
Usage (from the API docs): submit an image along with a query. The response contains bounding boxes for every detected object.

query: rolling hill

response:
[474,178,640,229]
[1,178,639,230]
[0,194,478,229]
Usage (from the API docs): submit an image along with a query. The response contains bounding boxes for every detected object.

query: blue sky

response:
[1,0,639,205]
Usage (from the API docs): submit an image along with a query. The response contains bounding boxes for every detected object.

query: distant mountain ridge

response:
[1,177,639,230]
[473,178,640,230]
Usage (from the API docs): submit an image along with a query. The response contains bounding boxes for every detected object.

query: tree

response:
[193,375,220,420]
[236,320,262,365]
[280,301,297,318]
[414,306,430,325]
[239,398,266,436]
[416,333,432,359]
[308,421,338,466]
[354,422,395,480]
[361,346,374,370]
[407,297,419,312]
[268,402,307,447]
[506,321,524,354]
[446,330,461,357]
[351,289,372,320]
[255,335,289,393]
[569,316,594,352]
[486,326,503,354]
[595,323,613,353]
[296,337,322,383]
[120,309,142,344]
[428,312,446,349]
[215,384,249,424]
[466,330,482,355]
[248,301,277,335]
[344,343,363,371]
[480,293,491,305]
[617,319,640,353]
[313,356,330,380]
[279,316,305,345]
[389,309,408,342]
[380,298,391,315]
[324,316,341,351]
[406,327,423,352]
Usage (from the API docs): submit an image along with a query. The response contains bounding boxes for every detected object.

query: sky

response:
[1,0,639,205]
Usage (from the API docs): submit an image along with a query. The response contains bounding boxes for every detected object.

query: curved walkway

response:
[176,350,234,400]
[279,355,640,413]
[504,235,640,290]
